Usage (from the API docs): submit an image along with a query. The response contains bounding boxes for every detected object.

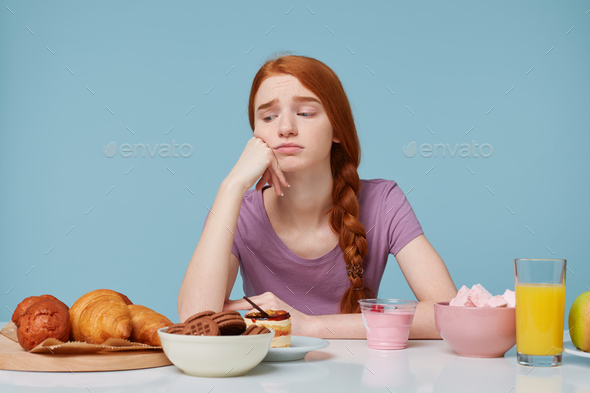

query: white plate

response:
[564,341,590,358]
[262,336,329,362]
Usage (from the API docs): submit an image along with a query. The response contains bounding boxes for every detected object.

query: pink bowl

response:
[434,301,516,358]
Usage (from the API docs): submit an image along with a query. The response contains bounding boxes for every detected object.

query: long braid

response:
[329,144,375,313]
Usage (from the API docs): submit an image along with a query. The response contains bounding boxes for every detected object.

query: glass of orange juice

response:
[515,258,566,367]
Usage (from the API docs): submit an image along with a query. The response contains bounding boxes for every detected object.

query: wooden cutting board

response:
[0,333,172,372]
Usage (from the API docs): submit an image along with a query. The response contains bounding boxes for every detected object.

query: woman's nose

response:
[277,112,298,137]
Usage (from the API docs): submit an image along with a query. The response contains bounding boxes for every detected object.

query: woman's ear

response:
[333,136,340,143]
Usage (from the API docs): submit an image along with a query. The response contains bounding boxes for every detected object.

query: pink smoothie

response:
[362,310,415,350]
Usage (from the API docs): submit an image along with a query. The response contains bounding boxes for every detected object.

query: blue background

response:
[1,1,588,323]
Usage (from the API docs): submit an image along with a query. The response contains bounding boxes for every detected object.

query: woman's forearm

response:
[408,300,441,339]
[305,313,366,339]
[177,178,246,321]
[302,300,442,340]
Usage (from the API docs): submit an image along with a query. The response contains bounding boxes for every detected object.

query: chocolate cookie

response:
[182,316,219,336]
[242,325,271,335]
[184,310,215,324]
[166,323,186,335]
[211,310,241,318]
[211,312,246,335]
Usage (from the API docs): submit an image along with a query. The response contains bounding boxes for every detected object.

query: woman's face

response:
[253,74,339,173]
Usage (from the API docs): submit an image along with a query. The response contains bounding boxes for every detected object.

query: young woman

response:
[178,54,457,339]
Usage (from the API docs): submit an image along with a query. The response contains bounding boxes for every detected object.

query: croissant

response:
[116,292,133,306]
[69,289,133,344]
[128,305,173,346]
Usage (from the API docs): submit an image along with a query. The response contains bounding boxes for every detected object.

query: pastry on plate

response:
[12,294,60,324]
[69,289,133,344]
[128,304,173,346]
[244,309,291,348]
[16,298,70,350]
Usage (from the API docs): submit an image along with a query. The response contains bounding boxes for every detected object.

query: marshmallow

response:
[485,295,508,308]
[501,289,515,307]
[449,285,471,306]
[449,284,514,308]
[467,284,493,307]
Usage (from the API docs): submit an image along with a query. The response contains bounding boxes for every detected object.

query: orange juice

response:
[516,283,565,356]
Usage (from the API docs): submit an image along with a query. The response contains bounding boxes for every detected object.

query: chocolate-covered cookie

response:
[242,325,270,335]
[211,311,246,335]
[166,323,186,335]
[182,316,219,336]
[184,310,215,324]
[211,311,241,319]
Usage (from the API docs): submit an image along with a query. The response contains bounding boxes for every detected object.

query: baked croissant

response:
[69,289,133,344]
[128,305,173,346]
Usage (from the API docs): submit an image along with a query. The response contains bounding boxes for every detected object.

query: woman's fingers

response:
[265,156,289,196]
[255,167,279,195]
[223,296,267,311]
[255,169,271,192]
[223,294,297,324]
[254,151,289,196]
[270,156,290,188]
[269,169,282,196]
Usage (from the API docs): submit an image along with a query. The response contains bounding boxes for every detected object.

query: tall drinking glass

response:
[515,259,566,367]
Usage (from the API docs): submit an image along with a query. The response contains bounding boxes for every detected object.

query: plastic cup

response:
[358,299,418,350]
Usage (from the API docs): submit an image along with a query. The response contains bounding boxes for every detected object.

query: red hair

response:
[248,53,375,313]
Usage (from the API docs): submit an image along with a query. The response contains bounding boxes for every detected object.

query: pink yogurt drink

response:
[359,299,418,350]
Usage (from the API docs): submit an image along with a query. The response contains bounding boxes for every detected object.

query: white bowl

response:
[157,327,273,377]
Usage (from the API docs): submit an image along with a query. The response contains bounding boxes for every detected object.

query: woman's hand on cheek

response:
[223,292,309,336]
[226,136,289,195]
[251,131,288,196]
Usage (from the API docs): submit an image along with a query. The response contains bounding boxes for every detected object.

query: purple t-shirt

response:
[202,178,423,315]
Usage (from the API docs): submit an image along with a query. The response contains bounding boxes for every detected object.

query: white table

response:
[0,328,588,393]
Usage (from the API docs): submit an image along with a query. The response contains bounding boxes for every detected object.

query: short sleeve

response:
[384,182,424,256]
[202,212,241,260]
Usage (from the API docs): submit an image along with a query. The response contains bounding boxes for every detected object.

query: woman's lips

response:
[275,147,303,153]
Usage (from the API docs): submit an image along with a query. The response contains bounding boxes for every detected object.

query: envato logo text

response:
[403,141,493,158]
[103,141,193,158]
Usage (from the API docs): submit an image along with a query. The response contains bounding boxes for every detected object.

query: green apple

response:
[569,291,590,352]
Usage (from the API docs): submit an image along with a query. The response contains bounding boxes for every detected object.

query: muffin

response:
[11,294,60,324]
[16,298,70,350]
[243,310,291,348]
